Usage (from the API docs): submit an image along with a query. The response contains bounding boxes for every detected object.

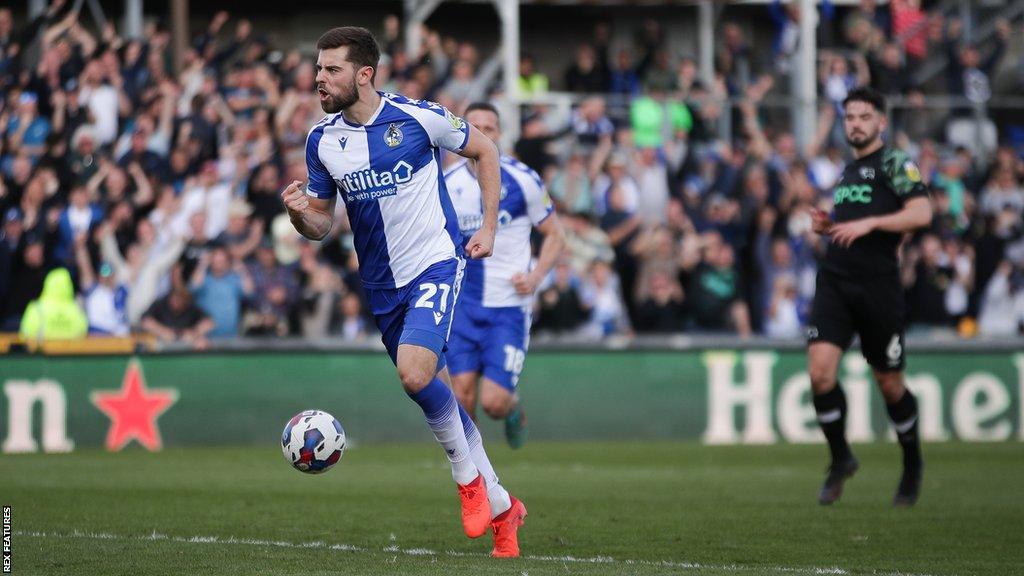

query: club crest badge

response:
[859,167,875,180]
[384,123,404,147]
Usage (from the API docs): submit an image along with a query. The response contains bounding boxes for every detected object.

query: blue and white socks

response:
[408,378,479,485]
[458,403,512,518]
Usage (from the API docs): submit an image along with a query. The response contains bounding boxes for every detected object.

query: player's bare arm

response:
[830,197,932,248]
[458,126,500,259]
[282,179,336,241]
[512,213,566,295]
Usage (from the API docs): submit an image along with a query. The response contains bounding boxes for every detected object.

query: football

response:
[281,409,346,474]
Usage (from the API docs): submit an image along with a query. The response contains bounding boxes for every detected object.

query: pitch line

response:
[14,530,936,576]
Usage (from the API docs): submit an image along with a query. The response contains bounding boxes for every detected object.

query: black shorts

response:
[807,271,906,372]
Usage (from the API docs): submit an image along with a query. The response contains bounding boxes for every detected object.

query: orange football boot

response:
[457,474,491,538]
[490,496,527,558]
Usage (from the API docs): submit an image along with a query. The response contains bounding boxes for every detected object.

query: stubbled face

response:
[466,109,500,145]
[843,100,885,150]
[315,47,362,114]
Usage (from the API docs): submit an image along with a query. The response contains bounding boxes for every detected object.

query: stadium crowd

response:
[1,1,1023,347]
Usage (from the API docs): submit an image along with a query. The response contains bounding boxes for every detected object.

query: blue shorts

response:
[366,258,464,367]
[446,299,531,392]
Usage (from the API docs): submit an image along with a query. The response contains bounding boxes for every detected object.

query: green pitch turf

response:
[1,442,1022,576]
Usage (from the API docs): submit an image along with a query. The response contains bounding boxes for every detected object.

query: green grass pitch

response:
[2,442,1022,575]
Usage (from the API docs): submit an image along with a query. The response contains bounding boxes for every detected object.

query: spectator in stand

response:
[633,270,685,334]
[564,44,607,93]
[189,245,252,338]
[891,0,928,67]
[1,234,48,331]
[438,59,476,111]
[4,92,50,165]
[19,267,87,341]
[97,218,182,325]
[629,88,692,151]
[594,153,639,216]
[979,166,1024,217]
[977,261,1024,336]
[513,114,571,176]
[332,292,370,342]
[608,49,641,96]
[764,273,802,338]
[245,241,298,336]
[53,184,102,269]
[245,162,284,230]
[821,52,870,116]
[174,160,232,239]
[78,59,125,147]
[74,232,129,336]
[681,233,751,336]
[642,49,677,94]
[581,259,630,339]
[547,149,593,215]
[717,22,762,96]
[572,96,615,175]
[216,198,263,263]
[768,0,809,76]
[534,260,590,335]
[944,18,1010,118]
[518,54,548,96]
[868,41,911,97]
[600,166,643,319]
[902,233,957,329]
[632,147,673,227]
[141,286,214,349]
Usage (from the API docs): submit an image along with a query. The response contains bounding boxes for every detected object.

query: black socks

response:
[813,383,853,464]
[886,389,923,472]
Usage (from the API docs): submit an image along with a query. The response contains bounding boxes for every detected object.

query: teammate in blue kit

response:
[281,27,526,557]
[443,102,565,448]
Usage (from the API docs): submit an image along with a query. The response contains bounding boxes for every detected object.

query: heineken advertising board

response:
[1,350,1021,453]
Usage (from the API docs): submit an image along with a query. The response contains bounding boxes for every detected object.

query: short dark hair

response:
[842,86,885,113]
[464,101,500,121]
[316,27,381,80]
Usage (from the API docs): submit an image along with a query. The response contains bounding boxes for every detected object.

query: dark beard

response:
[320,79,359,114]
[846,130,878,150]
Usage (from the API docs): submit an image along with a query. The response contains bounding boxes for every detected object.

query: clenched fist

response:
[281,180,310,213]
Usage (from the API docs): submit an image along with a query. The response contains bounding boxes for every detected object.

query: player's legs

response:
[479,306,530,448]
[807,272,859,504]
[447,300,485,418]
[451,371,481,419]
[397,343,479,485]
[377,259,492,537]
[808,342,855,466]
[438,367,513,517]
[859,277,922,506]
[439,366,522,555]
[479,378,516,419]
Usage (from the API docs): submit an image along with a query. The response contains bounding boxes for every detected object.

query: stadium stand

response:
[1,0,1023,348]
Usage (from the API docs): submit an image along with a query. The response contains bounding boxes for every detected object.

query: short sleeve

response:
[884,148,928,202]
[408,101,470,153]
[507,160,554,225]
[305,126,337,199]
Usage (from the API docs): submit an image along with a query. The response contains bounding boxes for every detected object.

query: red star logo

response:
[91,359,178,452]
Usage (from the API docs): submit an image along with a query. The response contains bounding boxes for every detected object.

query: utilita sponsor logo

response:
[339,161,414,202]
